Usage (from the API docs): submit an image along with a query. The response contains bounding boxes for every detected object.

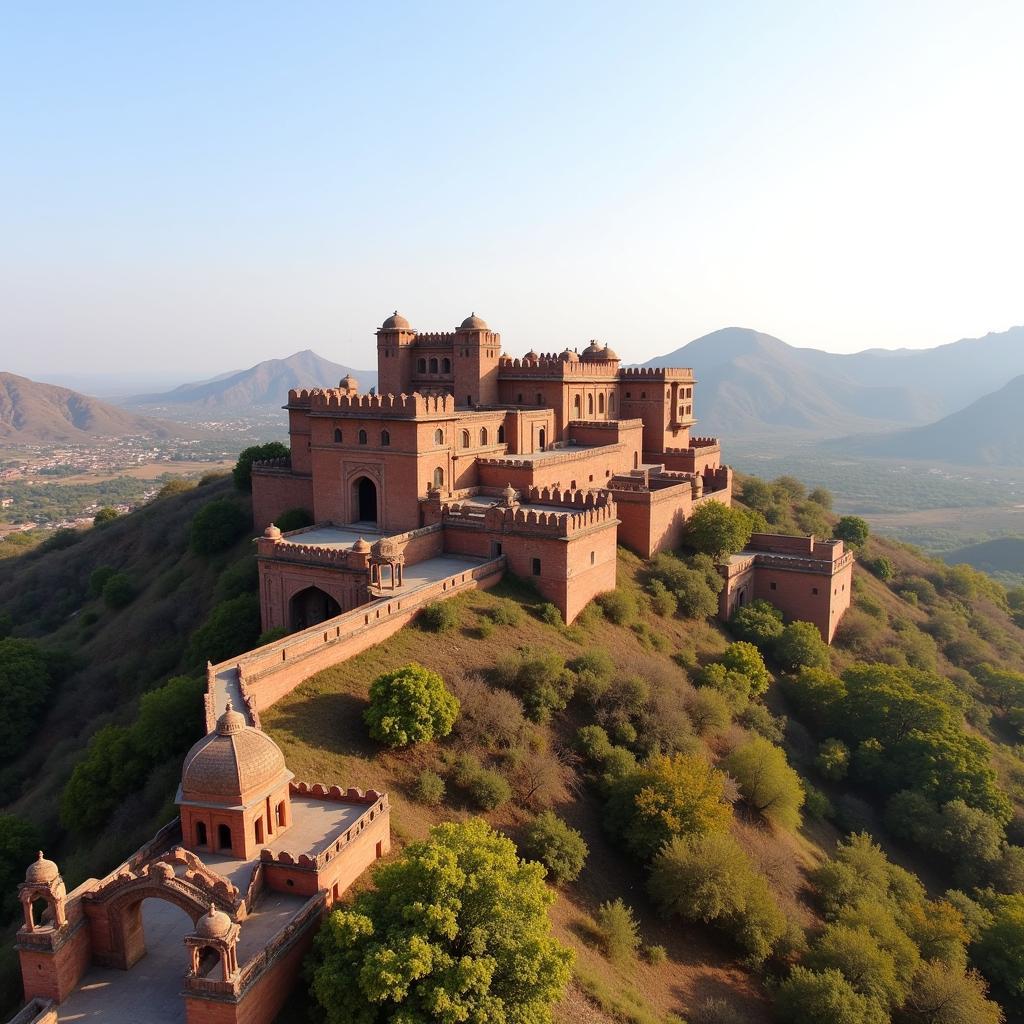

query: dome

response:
[382,311,410,330]
[560,348,579,362]
[263,524,282,541]
[196,903,233,940]
[580,340,603,361]
[459,313,488,330]
[181,701,289,803]
[371,537,400,560]
[340,373,359,391]
[524,349,539,361]
[351,537,371,554]
[502,483,518,503]
[26,851,59,886]
[593,343,619,361]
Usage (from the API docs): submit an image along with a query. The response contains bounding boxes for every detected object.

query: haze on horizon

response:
[1,0,1022,381]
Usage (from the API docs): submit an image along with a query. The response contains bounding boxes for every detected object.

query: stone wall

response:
[251,469,313,535]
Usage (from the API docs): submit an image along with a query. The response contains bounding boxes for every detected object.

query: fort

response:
[8,312,852,1024]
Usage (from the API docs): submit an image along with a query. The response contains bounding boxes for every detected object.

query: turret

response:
[376,311,417,396]
[453,313,500,407]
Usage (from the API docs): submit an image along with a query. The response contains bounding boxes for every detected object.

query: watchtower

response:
[375,311,417,396]
[453,313,500,407]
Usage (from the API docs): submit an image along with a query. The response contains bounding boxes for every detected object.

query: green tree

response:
[595,898,640,964]
[93,506,119,526]
[975,664,1024,712]
[101,571,136,609]
[730,598,784,647]
[191,498,249,555]
[816,739,850,780]
[273,507,313,532]
[88,564,115,596]
[775,967,888,1024]
[0,639,54,763]
[806,923,903,1008]
[605,752,732,861]
[648,831,753,923]
[774,620,830,671]
[834,515,870,550]
[683,502,756,559]
[521,811,588,885]
[186,593,261,666]
[233,441,289,492]
[724,735,804,830]
[0,814,42,918]
[418,600,459,633]
[904,960,1004,1024]
[975,893,1024,999]
[364,663,459,747]
[719,640,771,695]
[308,819,573,1024]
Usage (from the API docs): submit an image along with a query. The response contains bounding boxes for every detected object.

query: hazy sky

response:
[2,1,1022,380]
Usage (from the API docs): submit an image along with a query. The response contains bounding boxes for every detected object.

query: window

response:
[770,581,777,591]
[461,429,471,448]
[589,474,593,482]
[609,393,616,412]
[480,427,488,445]
[429,357,438,373]
[536,392,543,405]
[195,821,208,847]
[640,391,646,399]
[417,358,426,372]
[442,357,451,373]
[532,557,541,576]
[812,587,819,595]
[598,393,605,414]
[587,394,594,415]
[517,393,523,404]
[467,394,473,406]
[255,817,264,844]
[358,429,367,445]
[217,824,232,851]
[434,428,444,445]
[574,394,581,416]
[381,430,390,446]
[590,551,596,565]
[497,424,505,443]
[276,801,285,827]
[333,428,342,443]
[433,466,444,488]
[625,391,631,399]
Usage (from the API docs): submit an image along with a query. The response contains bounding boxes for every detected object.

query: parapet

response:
[619,366,694,379]
[286,389,455,418]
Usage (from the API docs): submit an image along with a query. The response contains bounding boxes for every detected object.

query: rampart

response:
[286,389,455,417]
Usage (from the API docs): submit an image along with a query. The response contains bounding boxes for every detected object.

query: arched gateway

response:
[352,475,378,523]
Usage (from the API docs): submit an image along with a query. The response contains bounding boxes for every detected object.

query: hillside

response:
[6,477,1024,1022]
[644,324,1024,440]
[944,536,1024,585]
[122,350,378,415]
[0,372,186,443]
[827,374,1024,466]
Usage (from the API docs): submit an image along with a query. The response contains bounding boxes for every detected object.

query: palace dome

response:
[581,340,603,360]
[593,343,619,361]
[382,311,410,330]
[181,701,289,802]
[340,373,359,391]
[351,537,371,554]
[459,313,488,330]
[26,852,59,886]
[196,903,233,940]
[560,348,580,362]
[524,349,539,361]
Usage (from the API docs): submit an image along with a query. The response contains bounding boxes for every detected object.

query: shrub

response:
[719,640,771,695]
[101,572,136,609]
[88,564,115,596]
[686,688,732,736]
[775,967,888,1024]
[413,770,445,806]
[805,923,906,1008]
[730,598,784,647]
[521,811,588,884]
[648,579,678,616]
[93,506,119,526]
[0,814,42,917]
[186,593,261,666]
[903,960,1003,1024]
[803,783,834,821]
[233,441,289,492]
[576,724,614,763]
[816,739,850,781]
[736,703,786,743]
[274,507,314,532]
[256,626,287,646]
[690,998,746,1024]
[190,498,249,555]
[595,898,640,964]
[774,621,830,671]
[605,752,732,861]
[724,736,804,830]
[596,588,637,625]
[569,648,615,702]
[418,600,459,633]
[450,676,528,750]
[538,602,563,626]
[364,663,459,748]
[973,893,1024,999]
[487,601,522,626]
[308,820,573,1023]
[157,478,194,499]
[644,944,667,966]
[494,648,574,723]
[466,768,511,810]
[834,515,870,550]
[683,502,756,559]
[867,556,896,582]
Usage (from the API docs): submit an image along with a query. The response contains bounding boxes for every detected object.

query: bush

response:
[683,502,757,559]
[413,770,446,806]
[191,498,249,555]
[644,944,667,966]
[521,811,588,884]
[596,588,637,625]
[730,598,784,647]
[308,820,572,1023]
[834,515,870,550]
[775,966,888,1024]
[805,922,908,1009]
[0,814,43,917]
[93,506,119,526]
[101,572,136,609]
[157,478,194,499]
[774,621,830,671]
[686,688,732,736]
[724,736,804,830]
[537,602,563,626]
[867,556,896,582]
[816,738,850,781]
[466,767,511,810]
[595,898,640,963]
[648,579,677,616]
[450,676,528,750]
[719,641,771,695]
[256,626,287,646]
[605,753,732,861]
[88,564,115,596]
[973,893,1024,999]
[418,600,459,633]
[904,960,1003,1024]
[274,507,314,532]
[233,441,289,492]
[569,648,616,702]
[494,648,574,723]
[364,663,459,748]
[487,601,522,626]
[736,703,786,743]
[187,593,261,666]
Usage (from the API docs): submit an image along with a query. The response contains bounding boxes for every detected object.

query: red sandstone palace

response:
[8,312,852,1024]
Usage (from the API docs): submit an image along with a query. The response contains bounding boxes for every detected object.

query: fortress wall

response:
[612,480,693,557]
[251,471,313,534]
[209,559,505,716]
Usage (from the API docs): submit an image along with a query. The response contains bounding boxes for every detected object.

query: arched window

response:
[434,428,444,445]
[497,424,505,443]
[610,393,616,412]
[195,822,208,847]
[381,430,390,446]
[358,429,367,445]
[442,357,451,373]
[461,429,471,448]
[433,466,444,489]
[417,358,426,373]
[538,428,546,449]
[587,394,594,415]
[217,824,232,852]
[429,357,438,373]
[573,394,581,416]
[480,427,488,445]
[333,428,342,443]
[598,393,605,414]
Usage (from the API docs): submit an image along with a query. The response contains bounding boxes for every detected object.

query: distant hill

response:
[943,536,1024,583]
[122,350,378,415]
[828,374,1024,465]
[0,372,185,443]
[644,325,1024,440]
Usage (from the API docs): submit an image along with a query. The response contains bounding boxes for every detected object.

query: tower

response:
[453,313,500,407]
[376,311,417,396]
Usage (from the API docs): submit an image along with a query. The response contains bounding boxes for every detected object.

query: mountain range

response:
[121,350,377,415]
[0,373,184,444]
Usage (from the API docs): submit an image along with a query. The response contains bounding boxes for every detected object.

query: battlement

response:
[441,493,617,537]
[620,366,694,379]
[499,356,622,377]
[287,388,455,417]
[521,485,614,508]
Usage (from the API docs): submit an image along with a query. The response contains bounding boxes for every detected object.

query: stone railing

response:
[620,366,694,378]
[288,389,455,417]
[251,456,291,472]
[498,357,621,376]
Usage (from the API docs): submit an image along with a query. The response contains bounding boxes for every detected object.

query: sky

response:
[1,0,1022,382]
